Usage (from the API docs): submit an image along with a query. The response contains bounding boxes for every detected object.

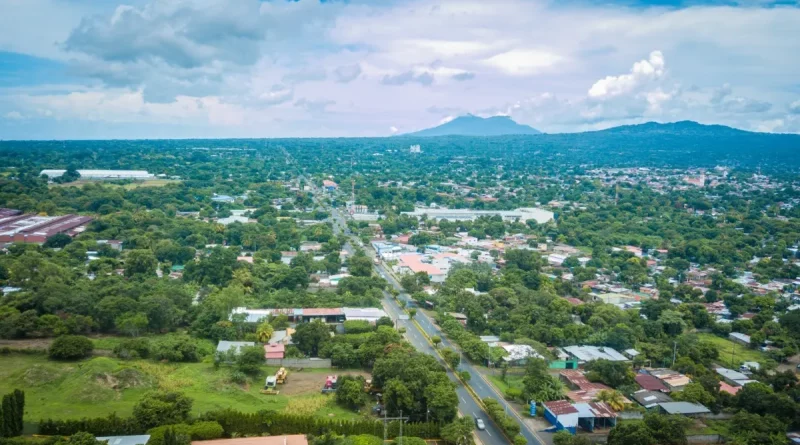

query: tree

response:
[607,423,655,445]
[376,316,394,328]
[348,251,373,277]
[440,417,474,445]
[115,312,149,337]
[523,359,564,402]
[55,432,106,445]
[256,321,274,343]
[236,345,265,375]
[132,391,192,429]
[672,382,715,407]
[595,390,626,411]
[432,336,442,348]
[124,249,158,278]
[642,413,690,445]
[294,320,331,357]
[162,427,190,445]
[584,359,634,388]
[441,348,460,369]
[43,233,73,249]
[0,390,24,437]
[335,375,368,410]
[49,335,93,360]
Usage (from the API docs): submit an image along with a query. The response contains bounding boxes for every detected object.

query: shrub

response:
[148,421,224,445]
[346,435,382,445]
[343,320,374,334]
[114,338,151,360]
[392,438,426,445]
[151,336,204,362]
[133,392,193,429]
[229,371,247,385]
[513,435,527,445]
[49,335,93,360]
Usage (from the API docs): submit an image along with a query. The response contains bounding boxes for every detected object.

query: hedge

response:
[40,410,441,439]
[147,422,224,445]
[482,398,521,438]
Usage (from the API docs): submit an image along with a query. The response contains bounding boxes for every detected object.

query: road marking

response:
[485,431,491,437]
[460,396,467,403]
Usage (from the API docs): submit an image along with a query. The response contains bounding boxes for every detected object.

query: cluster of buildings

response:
[0,208,93,244]
[40,169,155,180]
[401,206,554,225]
[230,307,388,325]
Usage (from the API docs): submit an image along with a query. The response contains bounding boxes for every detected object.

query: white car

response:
[475,418,485,430]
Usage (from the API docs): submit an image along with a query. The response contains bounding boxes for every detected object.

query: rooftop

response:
[97,436,151,445]
[563,345,628,362]
[544,400,579,416]
[635,374,670,392]
[659,402,710,415]
[193,436,308,445]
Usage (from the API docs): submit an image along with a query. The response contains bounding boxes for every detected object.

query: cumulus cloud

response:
[588,51,665,99]
[452,72,476,81]
[257,84,293,105]
[333,64,362,83]
[4,111,25,120]
[790,100,800,114]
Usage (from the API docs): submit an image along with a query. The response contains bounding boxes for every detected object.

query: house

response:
[264,344,285,360]
[97,436,151,445]
[323,180,338,192]
[715,367,757,387]
[647,369,692,391]
[396,254,447,283]
[447,312,468,326]
[624,349,640,359]
[216,341,256,356]
[211,194,235,203]
[658,402,710,417]
[501,344,542,366]
[719,381,741,396]
[342,307,388,323]
[635,374,670,393]
[560,370,611,392]
[192,436,308,445]
[562,345,628,364]
[729,332,751,345]
[268,329,295,345]
[543,400,579,434]
[631,390,673,409]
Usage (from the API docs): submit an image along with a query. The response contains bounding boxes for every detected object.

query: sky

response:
[1,0,799,139]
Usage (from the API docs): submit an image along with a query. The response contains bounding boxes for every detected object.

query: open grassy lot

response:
[0,353,368,424]
[696,333,766,367]
[486,373,525,396]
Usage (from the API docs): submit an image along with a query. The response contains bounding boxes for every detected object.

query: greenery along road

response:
[327,204,527,445]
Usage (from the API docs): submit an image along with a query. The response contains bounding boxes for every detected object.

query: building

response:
[543,400,579,434]
[193,436,308,445]
[401,207,555,225]
[396,253,447,283]
[658,402,710,417]
[729,332,751,345]
[562,345,628,364]
[264,344,285,359]
[647,369,691,391]
[409,144,421,153]
[715,367,757,387]
[216,341,256,355]
[501,344,542,366]
[97,436,151,445]
[323,180,338,192]
[0,212,93,244]
[269,329,295,345]
[632,390,674,409]
[40,169,154,180]
[635,374,670,393]
[542,400,617,434]
[342,307,388,323]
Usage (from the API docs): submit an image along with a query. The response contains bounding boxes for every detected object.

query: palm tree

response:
[256,321,274,343]
[596,389,626,411]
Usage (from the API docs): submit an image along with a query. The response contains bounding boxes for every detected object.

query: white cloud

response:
[482,49,563,76]
[389,126,399,134]
[439,115,455,125]
[588,51,665,99]
[4,111,24,120]
[790,99,800,114]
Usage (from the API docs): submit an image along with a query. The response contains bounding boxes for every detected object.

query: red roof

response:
[264,344,285,359]
[560,370,611,391]
[635,374,670,392]
[565,297,584,306]
[543,400,578,416]
[719,381,741,395]
[303,308,343,316]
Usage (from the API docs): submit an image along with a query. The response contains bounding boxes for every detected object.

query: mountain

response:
[592,120,754,137]
[404,114,541,137]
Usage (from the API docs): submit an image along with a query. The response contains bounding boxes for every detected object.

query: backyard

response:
[696,333,767,368]
[0,353,371,430]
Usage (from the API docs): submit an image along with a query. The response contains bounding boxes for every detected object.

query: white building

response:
[402,207,555,225]
[40,169,154,180]
[563,345,628,363]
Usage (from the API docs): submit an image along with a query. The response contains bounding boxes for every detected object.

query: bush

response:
[392,438,426,445]
[114,338,151,360]
[151,336,204,362]
[133,392,193,429]
[343,320,374,334]
[148,422,224,445]
[229,371,247,385]
[345,435,382,445]
[513,435,527,445]
[49,335,93,360]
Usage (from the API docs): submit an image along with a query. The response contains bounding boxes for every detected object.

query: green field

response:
[0,353,366,425]
[50,179,180,190]
[696,333,766,367]
[486,373,525,396]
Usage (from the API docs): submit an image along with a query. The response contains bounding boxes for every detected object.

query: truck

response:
[276,367,288,384]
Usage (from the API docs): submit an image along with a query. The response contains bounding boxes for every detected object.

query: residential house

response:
[97,436,151,445]
[658,402,710,417]
[631,390,674,409]
[264,344,285,360]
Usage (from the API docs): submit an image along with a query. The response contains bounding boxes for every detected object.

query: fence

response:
[266,358,332,368]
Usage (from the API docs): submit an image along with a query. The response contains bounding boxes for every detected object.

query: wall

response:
[266,358,332,368]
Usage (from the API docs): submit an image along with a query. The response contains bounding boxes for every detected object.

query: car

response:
[475,418,485,430]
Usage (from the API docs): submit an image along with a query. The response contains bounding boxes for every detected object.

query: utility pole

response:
[672,341,677,367]
[382,410,409,443]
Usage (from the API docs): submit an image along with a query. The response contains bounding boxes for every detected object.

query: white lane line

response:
[485,431,491,437]
[460,396,466,403]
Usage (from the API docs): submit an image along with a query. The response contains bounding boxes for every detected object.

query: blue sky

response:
[1,0,799,139]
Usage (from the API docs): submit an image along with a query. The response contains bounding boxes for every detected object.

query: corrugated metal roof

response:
[544,400,579,416]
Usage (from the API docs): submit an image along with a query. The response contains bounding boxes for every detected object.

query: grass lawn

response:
[486,373,525,396]
[696,333,766,367]
[0,353,365,425]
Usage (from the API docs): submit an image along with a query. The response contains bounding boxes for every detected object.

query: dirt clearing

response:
[280,370,371,396]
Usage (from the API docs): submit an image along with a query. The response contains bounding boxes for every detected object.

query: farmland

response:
[0,353,370,425]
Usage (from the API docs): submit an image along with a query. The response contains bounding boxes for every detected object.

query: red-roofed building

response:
[719,381,741,395]
[264,344,285,360]
[560,370,611,392]
[635,374,670,393]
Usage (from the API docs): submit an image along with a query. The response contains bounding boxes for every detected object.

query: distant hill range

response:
[404,114,541,137]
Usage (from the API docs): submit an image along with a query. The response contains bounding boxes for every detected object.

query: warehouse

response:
[40,169,154,180]
[0,212,93,244]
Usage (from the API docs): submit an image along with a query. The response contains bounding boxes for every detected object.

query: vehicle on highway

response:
[475,418,485,430]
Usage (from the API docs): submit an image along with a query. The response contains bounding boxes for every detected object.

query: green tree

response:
[294,320,331,357]
[133,391,193,429]
[115,312,149,337]
[256,321,274,343]
[441,348,460,369]
[348,251,373,277]
[124,249,158,278]
[48,335,93,360]
[440,417,474,445]
[607,423,655,445]
[236,345,265,375]
[335,375,368,410]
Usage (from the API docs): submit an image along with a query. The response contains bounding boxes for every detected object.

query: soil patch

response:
[280,370,371,396]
